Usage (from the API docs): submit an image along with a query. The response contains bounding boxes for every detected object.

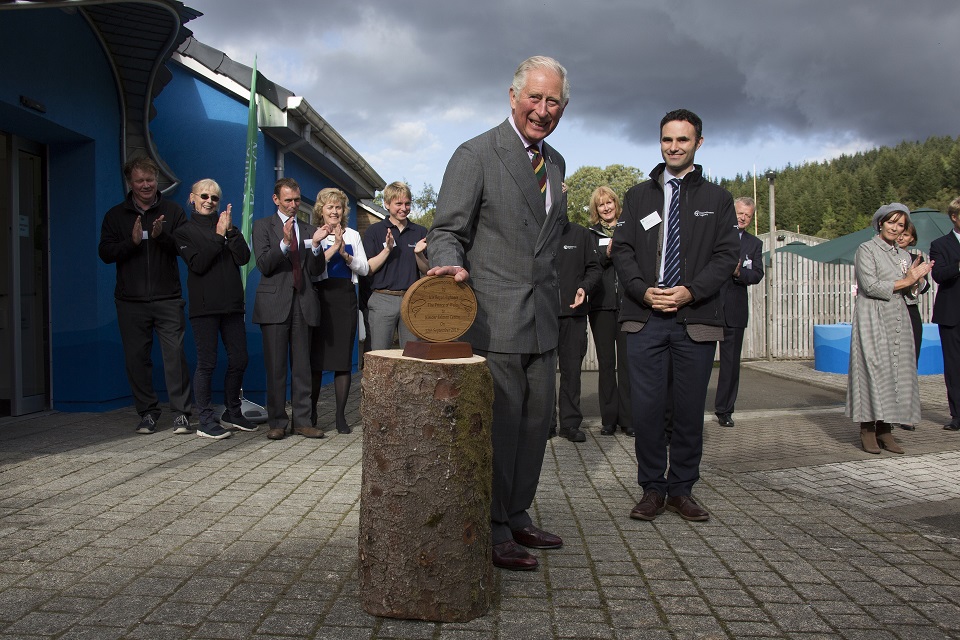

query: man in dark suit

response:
[612,109,738,524]
[714,197,765,427]
[930,196,960,430]
[253,178,329,441]
[428,56,569,571]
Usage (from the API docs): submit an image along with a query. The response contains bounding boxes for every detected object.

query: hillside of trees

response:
[402,135,960,239]
[720,135,960,238]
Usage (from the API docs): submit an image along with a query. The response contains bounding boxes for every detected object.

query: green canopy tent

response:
[772,208,952,265]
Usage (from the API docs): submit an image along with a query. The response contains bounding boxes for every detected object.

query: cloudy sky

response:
[185,0,959,196]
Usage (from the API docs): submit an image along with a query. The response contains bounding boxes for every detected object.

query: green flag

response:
[239,55,258,289]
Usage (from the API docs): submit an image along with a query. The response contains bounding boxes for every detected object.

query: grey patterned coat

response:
[846,235,920,424]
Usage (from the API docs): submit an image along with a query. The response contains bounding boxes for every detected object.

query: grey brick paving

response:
[2,362,960,638]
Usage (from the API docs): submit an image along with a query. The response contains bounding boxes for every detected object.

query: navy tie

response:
[662,178,682,288]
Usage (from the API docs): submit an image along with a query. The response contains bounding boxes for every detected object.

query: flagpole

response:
[238,55,267,424]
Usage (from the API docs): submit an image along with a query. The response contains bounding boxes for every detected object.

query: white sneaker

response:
[172,414,192,435]
[197,424,231,440]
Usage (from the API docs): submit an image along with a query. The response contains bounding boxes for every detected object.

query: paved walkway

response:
[2,361,960,639]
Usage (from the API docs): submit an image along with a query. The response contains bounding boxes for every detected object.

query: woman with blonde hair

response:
[587,186,632,436]
[173,179,254,440]
[309,188,369,434]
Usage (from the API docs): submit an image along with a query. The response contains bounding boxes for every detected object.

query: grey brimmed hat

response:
[872,203,911,232]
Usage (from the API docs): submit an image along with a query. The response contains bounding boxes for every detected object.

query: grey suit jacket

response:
[251,213,325,326]
[428,119,567,354]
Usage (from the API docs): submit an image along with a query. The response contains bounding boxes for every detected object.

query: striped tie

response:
[662,178,682,288]
[529,145,546,202]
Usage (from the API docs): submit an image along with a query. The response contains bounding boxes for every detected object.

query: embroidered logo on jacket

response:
[693,210,715,217]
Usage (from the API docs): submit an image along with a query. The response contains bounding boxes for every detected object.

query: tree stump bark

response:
[359,350,494,622]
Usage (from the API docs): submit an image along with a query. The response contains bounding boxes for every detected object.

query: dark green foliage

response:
[564,165,645,226]
[718,136,960,238]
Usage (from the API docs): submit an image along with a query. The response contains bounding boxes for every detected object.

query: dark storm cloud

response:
[187,0,960,162]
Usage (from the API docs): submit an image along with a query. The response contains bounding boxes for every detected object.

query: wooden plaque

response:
[401,276,477,358]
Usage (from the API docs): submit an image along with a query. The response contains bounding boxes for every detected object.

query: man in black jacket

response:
[98,157,193,435]
[174,179,255,440]
[552,220,602,442]
[612,109,738,523]
[714,197,765,428]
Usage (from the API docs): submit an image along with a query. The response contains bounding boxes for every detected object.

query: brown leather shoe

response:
[629,490,665,521]
[266,427,286,440]
[492,540,538,571]
[666,495,709,521]
[512,525,563,549]
[860,423,881,454]
[877,433,904,454]
[293,425,325,438]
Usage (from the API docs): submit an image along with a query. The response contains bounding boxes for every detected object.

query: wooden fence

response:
[582,235,936,368]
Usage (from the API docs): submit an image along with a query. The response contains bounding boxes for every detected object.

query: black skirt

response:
[312,277,359,372]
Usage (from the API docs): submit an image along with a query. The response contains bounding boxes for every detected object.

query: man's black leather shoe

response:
[492,540,538,571]
[512,525,563,549]
[629,490,665,521]
[666,495,710,521]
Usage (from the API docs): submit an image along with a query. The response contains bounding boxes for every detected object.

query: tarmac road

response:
[576,360,847,421]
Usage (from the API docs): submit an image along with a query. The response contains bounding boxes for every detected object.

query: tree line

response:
[397,135,960,239]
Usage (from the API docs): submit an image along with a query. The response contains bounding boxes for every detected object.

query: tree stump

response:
[359,350,494,622]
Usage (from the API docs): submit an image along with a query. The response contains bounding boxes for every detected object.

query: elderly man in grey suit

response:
[253,178,330,441]
[428,56,570,572]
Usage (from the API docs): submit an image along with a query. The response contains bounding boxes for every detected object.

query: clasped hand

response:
[644,285,693,313]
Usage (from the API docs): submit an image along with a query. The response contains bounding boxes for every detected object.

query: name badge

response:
[599,237,611,246]
[641,211,662,231]
[142,230,149,240]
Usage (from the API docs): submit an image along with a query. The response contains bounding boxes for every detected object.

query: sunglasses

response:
[195,193,220,203]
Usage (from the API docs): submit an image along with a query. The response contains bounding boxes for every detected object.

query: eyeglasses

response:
[195,193,220,203]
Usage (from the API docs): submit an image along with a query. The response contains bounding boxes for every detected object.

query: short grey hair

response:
[734,196,756,212]
[512,56,570,105]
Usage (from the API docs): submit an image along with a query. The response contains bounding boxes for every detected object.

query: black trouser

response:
[588,309,631,430]
[715,325,746,416]
[115,298,193,418]
[628,314,715,497]
[190,313,248,427]
[555,315,588,432]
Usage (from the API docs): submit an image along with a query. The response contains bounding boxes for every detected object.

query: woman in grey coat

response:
[846,204,933,454]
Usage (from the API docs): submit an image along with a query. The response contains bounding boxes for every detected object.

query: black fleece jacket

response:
[173,210,252,318]
[98,191,187,302]
[611,163,738,327]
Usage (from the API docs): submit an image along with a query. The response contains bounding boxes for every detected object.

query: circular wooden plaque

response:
[401,275,477,343]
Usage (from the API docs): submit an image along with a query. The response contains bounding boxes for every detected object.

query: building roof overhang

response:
[174,37,385,199]
[0,0,202,193]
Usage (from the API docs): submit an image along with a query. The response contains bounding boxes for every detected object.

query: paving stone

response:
[2,367,960,638]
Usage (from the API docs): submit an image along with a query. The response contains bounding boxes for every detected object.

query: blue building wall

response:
[150,66,362,405]
[0,9,131,411]
[1,10,366,413]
